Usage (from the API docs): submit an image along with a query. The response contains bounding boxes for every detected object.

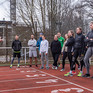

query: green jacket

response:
[58,36,65,49]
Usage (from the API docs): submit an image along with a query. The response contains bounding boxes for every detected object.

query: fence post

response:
[25,48,26,65]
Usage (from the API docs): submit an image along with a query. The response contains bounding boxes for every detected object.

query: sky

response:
[0,0,10,21]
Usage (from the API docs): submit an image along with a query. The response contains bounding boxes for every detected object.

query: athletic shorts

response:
[13,53,21,58]
[29,50,37,57]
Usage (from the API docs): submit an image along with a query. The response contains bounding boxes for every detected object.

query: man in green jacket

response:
[57,32,65,67]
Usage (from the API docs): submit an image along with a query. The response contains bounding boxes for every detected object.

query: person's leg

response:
[30,57,32,67]
[40,52,44,69]
[83,47,92,77]
[29,51,32,67]
[58,55,61,67]
[10,53,16,68]
[62,52,67,69]
[54,54,60,69]
[33,51,38,67]
[76,59,80,69]
[45,52,49,69]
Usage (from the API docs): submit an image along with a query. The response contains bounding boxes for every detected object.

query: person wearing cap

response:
[37,33,43,51]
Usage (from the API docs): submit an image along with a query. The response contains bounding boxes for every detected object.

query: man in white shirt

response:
[28,35,38,67]
[40,35,49,69]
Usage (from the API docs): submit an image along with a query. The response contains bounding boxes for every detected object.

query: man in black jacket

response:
[83,21,93,78]
[10,35,22,68]
[51,35,61,70]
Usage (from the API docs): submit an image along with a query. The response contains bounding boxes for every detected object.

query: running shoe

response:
[17,64,20,68]
[72,71,76,74]
[10,64,12,68]
[55,67,58,70]
[82,74,90,78]
[64,72,73,77]
[40,67,44,69]
[77,72,83,77]
[60,68,65,71]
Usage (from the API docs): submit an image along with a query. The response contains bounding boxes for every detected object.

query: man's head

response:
[15,35,19,40]
[57,32,61,38]
[31,35,34,39]
[54,35,58,41]
[90,21,93,30]
[42,35,45,40]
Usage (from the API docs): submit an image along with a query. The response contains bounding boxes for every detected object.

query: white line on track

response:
[33,68,93,92]
[0,83,70,92]
[0,77,52,83]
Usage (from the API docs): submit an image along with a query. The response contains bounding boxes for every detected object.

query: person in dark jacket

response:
[65,27,85,77]
[83,21,93,78]
[60,34,68,71]
[51,35,61,70]
[63,30,75,73]
[10,35,22,68]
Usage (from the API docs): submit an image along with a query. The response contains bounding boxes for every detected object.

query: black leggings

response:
[52,53,60,67]
[62,51,72,69]
[71,49,85,71]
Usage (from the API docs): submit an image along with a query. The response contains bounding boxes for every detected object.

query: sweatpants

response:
[52,53,60,67]
[62,51,72,69]
[41,52,49,68]
[84,47,93,74]
[71,48,84,71]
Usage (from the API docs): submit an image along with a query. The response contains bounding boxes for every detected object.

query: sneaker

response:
[82,74,90,78]
[60,69,65,71]
[29,65,32,67]
[17,64,20,68]
[58,63,60,67]
[52,66,55,69]
[46,67,49,70]
[36,65,38,67]
[64,72,73,77]
[77,72,83,77]
[72,71,76,74]
[55,67,58,70]
[10,64,12,68]
[40,67,44,69]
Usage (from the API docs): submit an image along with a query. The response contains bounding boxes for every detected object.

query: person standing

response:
[37,33,43,51]
[40,35,49,69]
[10,35,22,68]
[28,35,38,67]
[51,35,61,70]
[60,34,68,71]
[57,32,65,67]
[83,21,93,78]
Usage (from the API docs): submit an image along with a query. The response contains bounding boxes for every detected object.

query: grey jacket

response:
[28,39,37,51]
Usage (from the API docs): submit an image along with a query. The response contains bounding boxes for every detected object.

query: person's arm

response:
[36,40,39,47]
[65,39,74,46]
[12,41,14,49]
[46,40,49,54]
[33,40,37,47]
[40,42,42,55]
[20,41,22,50]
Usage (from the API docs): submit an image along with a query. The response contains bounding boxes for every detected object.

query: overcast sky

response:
[0,0,10,21]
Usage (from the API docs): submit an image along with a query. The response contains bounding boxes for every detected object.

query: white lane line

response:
[0,77,52,83]
[33,68,93,92]
[0,71,43,77]
[0,83,71,93]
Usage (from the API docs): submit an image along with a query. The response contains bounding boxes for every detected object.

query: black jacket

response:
[65,36,75,52]
[74,33,85,49]
[51,40,61,54]
[12,40,22,51]
[85,30,93,47]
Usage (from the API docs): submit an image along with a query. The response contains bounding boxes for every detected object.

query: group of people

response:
[10,21,93,78]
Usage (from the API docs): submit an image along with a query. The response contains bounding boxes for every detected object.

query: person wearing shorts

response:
[28,35,38,67]
[10,35,22,68]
